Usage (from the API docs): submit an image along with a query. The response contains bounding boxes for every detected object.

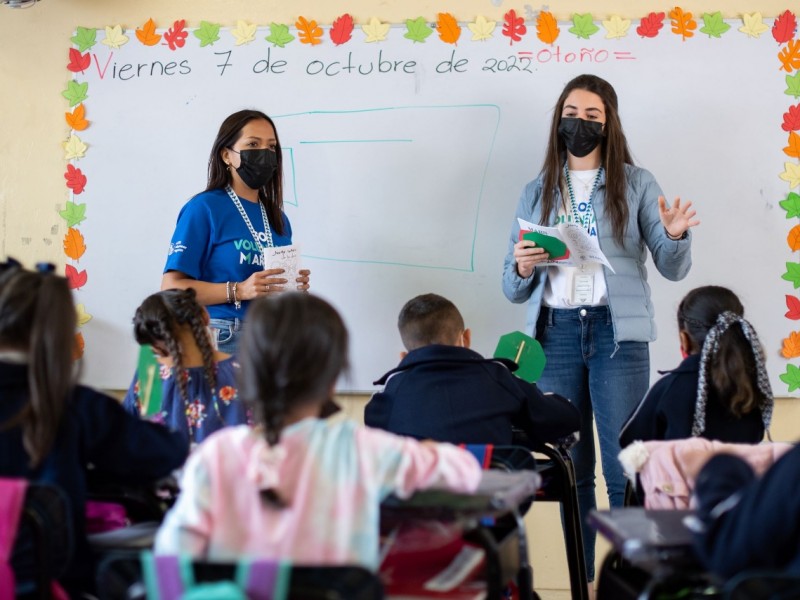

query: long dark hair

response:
[132,288,216,404]
[0,260,77,467]
[540,74,634,245]
[238,292,348,447]
[206,109,286,236]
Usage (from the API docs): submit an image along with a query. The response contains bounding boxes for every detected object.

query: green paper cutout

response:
[786,72,800,99]
[404,17,433,43]
[699,11,730,38]
[569,13,599,40]
[782,262,800,288]
[62,81,89,107]
[522,231,568,258]
[137,345,163,417]
[71,26,97,52]
[194,20,221,47]
[265,23,295,47]
[781,192,800,218]
[780,363,800,392]
[494,331,546,383]
[59,201,87,227]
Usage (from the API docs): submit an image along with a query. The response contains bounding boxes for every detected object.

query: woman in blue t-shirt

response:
[162,109,310,354]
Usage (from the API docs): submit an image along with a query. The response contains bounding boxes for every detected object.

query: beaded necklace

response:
[225,185,274,252]
[564,164,603,233]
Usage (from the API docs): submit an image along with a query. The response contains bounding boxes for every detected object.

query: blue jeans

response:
[208,317,244,356]
[535,305,649,581]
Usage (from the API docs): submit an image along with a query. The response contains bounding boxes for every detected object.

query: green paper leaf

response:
[265,22,295,47]
[782,262,800,288]
[780,363,800,392]
[59,201,87,227]
[61,81,89,107]
[494,331,547,383]
[404,17,433,43]
[569,13,599,40]
[785,72,800,99]
[699,11,730,38]
[71,26,97,52]
[194,20,221,47]
[781,192,800,218]
[137,345,164,417]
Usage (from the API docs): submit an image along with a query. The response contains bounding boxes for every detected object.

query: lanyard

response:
[225,185,274,252]
[563,164,603,233]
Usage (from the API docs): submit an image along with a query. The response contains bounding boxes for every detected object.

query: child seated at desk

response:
[620,285,773,448]
[154,292,481,569]
[365,293,579,448]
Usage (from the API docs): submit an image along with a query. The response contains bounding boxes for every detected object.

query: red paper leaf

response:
[636,12,665,38]
[65,264,88,290]
[64,164,87,194]
[502,9,527,45]
[783,104,800,132]
[787,295,800,319]
[773,10,797,44]
[330,13,354,45]
[67,48,91,73]
[163,19,188,51]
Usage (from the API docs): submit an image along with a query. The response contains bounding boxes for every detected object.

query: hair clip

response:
[35,262,56,273]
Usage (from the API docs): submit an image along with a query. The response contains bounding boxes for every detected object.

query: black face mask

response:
[231,148,278,190]
[557,117,604,158]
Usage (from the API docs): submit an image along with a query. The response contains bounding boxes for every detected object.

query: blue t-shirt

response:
[164,188,292,319]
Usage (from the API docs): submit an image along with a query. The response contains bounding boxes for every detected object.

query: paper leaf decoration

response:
[59,200,87,226]
[789,224,800,251]
[782,262,800,288]
[194,21,221,47]
[61,81,88,107]
[603,15,631,39]
[502,10,527,45]
[63,166,87,195]
[783,104,800,132]
[296,16,324,45]
[785,132,800,158]
[62,134,87,160]
[569,14,599,40]
[231,20,257,46]
[163,19,188,50]
[76,303,92,327]
[780,192,800,218]
[136,18,162,46]
[404,17,433,43]
[781,363,800,392]
[779,39,800,74]
[102,25,129,49]
[65,104,89,131]
[536,11,559,44]
[780,162,800,188]
[71,27,97,52]
[669,7,696,41]
[67,48,90,73]
[494,331,546,383]
[468,15,496,41]
[436,12,461,45]
[63,228,87,261]
[637,12,665,38]
[787,295,800,320]
[739,13,769,39]
[73,332,85,361]
[782,332,800,358]
[362,17,390,43]
[786,72,800,98]
[265,23,295,47]
[330,13,354,45]
[699,12,730,38]
[65,264,88,290]
[772,10,797,45]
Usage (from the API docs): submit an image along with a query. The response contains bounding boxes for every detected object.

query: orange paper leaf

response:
[73,332,85,361]
[789,224,800,251]
[136,18,162,46]
[783,331,800,358]
[779,39,800,73]
[536,11,560,44]
[785,131,800,158]
[436,12,461,45]
[63,227,87,260]
[669,7,696,41]
[296,16,323,45]
[65,104,89,131]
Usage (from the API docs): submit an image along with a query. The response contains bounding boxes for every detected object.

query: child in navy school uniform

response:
[365,293,580,448]
[0,259,187,597]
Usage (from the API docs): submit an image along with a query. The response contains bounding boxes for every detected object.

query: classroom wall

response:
[1,2,797,599]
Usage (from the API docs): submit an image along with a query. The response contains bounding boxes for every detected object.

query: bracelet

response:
[232,282,241,310]
[225,281,232,304]
[665,227,687,241]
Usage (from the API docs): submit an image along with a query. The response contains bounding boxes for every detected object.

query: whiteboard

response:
[71,20,796,394]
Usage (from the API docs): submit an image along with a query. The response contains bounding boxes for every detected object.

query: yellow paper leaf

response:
[102,25,129,49]
[739,12,769,38]
[362,17,390,43]
[75,303,92,327]
[782,330,800,358]
[780,162,800,189]
[603,15,631,39]
[468,15,496,41]
[232,20,257,45]
[63,134,87,160]
[63,227,87,261]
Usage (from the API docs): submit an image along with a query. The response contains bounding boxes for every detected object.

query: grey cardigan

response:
[502,164,692,343]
